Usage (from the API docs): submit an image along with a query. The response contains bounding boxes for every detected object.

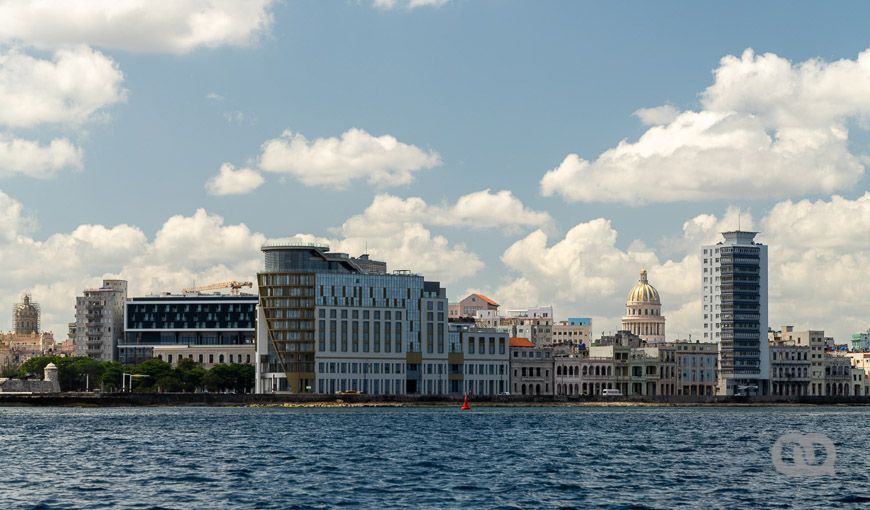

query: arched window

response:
[582,366,588,376]
[219,354,225,363]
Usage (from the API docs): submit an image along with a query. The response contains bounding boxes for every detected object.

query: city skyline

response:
[2,1,870,341]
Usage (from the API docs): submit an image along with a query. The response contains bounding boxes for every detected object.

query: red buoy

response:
[460,392,471,411]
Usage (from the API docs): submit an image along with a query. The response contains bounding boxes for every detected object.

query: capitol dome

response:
[621,268,665,343]
[626,269,661,305]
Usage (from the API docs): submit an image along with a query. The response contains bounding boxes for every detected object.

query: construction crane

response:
[181,281,253,296]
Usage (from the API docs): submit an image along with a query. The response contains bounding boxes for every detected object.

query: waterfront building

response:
[671,341,718,397]
[849,364,869,396]
[768,331,811,397]
[120,293,256,365]
[153,344,255,368]
[555,354,609,396]
[702,231,769,395]
[552,318,592,347]
[448,293,499,319]
[589,338,659,396]
[73,279,127,361]
[501,306,554,346]
[621,269,665,343]
[255,242,449,395]
[770,326,829,396]
[823,353,852,396]
[509,338,553,396]
[449,325,510,395]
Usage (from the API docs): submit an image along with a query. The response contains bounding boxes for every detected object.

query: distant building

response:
[448,293,499,319]
[73,279,128,361]
[702,231,769,396]
[13,294,40,335]
[621,269,665,343]
[501,306,553,346]
[120,293,256,365]
[851,330,870,351]
[553,318,592,347]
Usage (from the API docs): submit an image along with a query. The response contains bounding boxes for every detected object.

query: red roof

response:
[509,337,535,348]
[472,293,499,307]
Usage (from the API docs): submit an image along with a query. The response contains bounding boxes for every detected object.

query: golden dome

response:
[626,268,660,305]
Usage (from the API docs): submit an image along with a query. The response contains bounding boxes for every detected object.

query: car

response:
[497,391,511,396]
[335,390,362,396]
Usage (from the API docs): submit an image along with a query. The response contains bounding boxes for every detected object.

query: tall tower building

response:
[13,294,40,335]
[621,269,666,343]
[701,231,769,395]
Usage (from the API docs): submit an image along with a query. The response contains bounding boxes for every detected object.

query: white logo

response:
[771,432,836,476]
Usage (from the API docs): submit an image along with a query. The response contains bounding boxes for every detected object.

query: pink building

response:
[448,293,499,319]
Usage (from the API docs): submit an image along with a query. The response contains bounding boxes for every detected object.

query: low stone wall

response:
[0,378,60,394]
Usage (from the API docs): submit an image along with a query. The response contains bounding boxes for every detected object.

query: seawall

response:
[1,393,870,407]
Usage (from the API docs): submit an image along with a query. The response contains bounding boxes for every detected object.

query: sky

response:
[1,0,870,341]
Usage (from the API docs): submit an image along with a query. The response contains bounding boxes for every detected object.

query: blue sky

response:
[2,0,870,340]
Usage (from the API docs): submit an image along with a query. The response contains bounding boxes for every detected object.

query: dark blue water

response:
[0,406,868,509]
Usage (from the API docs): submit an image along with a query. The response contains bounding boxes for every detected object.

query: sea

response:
[0,406,868,509]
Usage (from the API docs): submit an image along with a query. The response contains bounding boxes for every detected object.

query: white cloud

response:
[491,208,756,340]
[0,190,484,333]
[0,45,126,128]
[0,135,83,178]
[258,128,441,188]
[206,163,264,196]
[760,193,870,337]
[373,0,449,10]
[0,198,266,335]
[541,48,870,204]
[0,0,276,54]
[339,190,551,234]
[633,104,679,126]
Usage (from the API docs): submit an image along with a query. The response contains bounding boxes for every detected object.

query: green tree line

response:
[16,356,255,393]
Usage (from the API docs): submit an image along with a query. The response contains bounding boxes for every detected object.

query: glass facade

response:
[120,295,256,364]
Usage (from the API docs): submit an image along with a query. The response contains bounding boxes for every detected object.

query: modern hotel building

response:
[702,231,770,395]
[255,241,463,395]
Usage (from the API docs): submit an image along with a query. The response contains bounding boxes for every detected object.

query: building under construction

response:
[13,294,40,335]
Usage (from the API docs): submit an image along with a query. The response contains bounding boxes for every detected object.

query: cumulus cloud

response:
[373,0,449,9]
[339,190,551,234]
[541,48,870,204]
[205,163,264,196]
[0,45,126,128]
[0,191,484,333]
[258,128,441,188]
[491,208,758,340]
[0,197,266,334]
[0,0,276,54]
[0,135,83,178]
[492,195,870,342]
